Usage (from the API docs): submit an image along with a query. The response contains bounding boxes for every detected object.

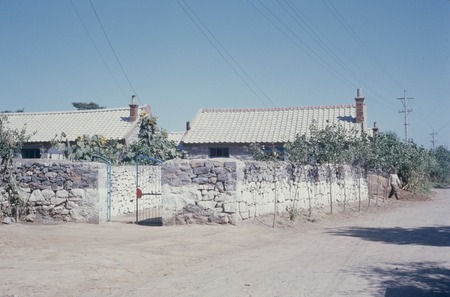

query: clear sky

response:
[1,0,449,148]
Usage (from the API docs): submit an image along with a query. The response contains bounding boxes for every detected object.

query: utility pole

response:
[398,90,413,142]
[430,130,438,150]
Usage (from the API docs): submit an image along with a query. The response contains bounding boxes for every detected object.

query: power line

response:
[248,0,356,90]
[322,0,404,91]
[430,130,438,150]
[176,0,275,107]
[397,90,413,142]
[89,0,141,104]
[280,0,397,108]
[70,0,128,99]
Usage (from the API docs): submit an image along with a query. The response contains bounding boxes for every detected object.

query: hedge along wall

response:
[0,160,107,224]
[161,159,369,225]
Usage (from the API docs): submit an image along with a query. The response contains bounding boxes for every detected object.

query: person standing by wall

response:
[388,168,402,200]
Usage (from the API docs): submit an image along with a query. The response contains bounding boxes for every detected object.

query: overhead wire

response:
[248,0,357,90]
[176,0,275,107]
[281,0,397,108]
[322,0,405,91]
[88,0,141,104]
[70,0,129,99]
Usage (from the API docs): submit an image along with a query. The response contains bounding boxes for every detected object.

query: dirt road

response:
[1,189,449,297]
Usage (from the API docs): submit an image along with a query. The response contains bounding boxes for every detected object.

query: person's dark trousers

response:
[389,186,399,200]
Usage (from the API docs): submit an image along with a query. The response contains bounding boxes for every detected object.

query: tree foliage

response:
[1,108,24,113]
[0,114,33,170]
[126,114,185,162]
[51,113,184,164]
[0,114,35,213]
[430,145,450,185]
[72,102,105,110]
[252,123,450,193]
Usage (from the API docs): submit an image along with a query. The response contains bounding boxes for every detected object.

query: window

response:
[209,147,229,158]
[21,148,41,159]
[263,145,285,160]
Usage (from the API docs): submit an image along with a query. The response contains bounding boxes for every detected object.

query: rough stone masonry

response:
[0,160,106,224]
[161,159,369,225]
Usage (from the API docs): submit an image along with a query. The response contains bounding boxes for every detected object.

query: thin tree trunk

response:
[306,169,312,218]
[329,165,333,215]
[343,179,347,213]
[358,167,361,212]
[376,172,380,206]
[272,182,277,228]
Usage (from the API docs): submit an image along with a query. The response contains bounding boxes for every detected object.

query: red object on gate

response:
[136,187,143,199]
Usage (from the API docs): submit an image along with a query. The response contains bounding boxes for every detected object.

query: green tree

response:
[69,135,125,164]
[0,114,34,216]
[72,102,105,110]
[309,121,352,214]
[1,108,24,113]
[126,114,185,162]
[0,114,33,170]
[430,146,450,185]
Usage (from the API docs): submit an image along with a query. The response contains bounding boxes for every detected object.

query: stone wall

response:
[161,159,241,225]
[0,160,107,224]
[239,162,368,220]
[161,159,369,225]
[1,158,370,226]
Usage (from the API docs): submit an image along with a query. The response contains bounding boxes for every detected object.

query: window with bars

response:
[209,147,229,158]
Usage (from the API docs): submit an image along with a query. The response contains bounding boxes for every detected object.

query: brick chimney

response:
[129,95,139,122]
[355,88,365,124]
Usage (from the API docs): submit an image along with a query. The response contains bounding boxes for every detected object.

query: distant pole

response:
[430,130,438,150]
[398,90,414,142]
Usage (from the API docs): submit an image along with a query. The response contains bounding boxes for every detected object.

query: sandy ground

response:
[1,189,449,297]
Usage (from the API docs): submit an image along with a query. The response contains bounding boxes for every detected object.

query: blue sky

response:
[1,0,449,148]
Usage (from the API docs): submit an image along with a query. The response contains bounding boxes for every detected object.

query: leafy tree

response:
[1,108,24,113]
[250,143,283,161]
[284,134,310,165]
[0,114,34,216]
[312,122,352,213]
[72,102,105,110]
[284,134,313,217]
[69,135,126,164]
[126,114,185,162]
[430,145,450,185]
[0,114,33,170]
[50,113,185,164]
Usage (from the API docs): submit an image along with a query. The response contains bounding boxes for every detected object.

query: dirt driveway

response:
[1,189,449,297]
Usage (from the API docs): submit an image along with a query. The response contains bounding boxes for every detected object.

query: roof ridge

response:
[1,107,132,116]
[201,104,354,113]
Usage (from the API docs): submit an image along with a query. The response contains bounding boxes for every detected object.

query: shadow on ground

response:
[327,226,450,247]
[362,262,450,297]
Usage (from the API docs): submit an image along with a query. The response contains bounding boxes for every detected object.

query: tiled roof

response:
[2,108,140,143]
[167,131,186,144]
[182,104,361,144]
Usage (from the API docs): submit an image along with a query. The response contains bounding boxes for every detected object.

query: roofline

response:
[200,104,355,113]
[0,107,134,116]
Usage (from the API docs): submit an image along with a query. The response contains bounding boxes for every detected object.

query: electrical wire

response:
[70,0,129,99]
[322,0,405,91]
[248,0,357,90]
[176,0,274,108]
[181,0,276,107]
[89,0,141,104]
[280,0,397,108]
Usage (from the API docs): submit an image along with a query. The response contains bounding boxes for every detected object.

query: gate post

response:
[92,155,112,222]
